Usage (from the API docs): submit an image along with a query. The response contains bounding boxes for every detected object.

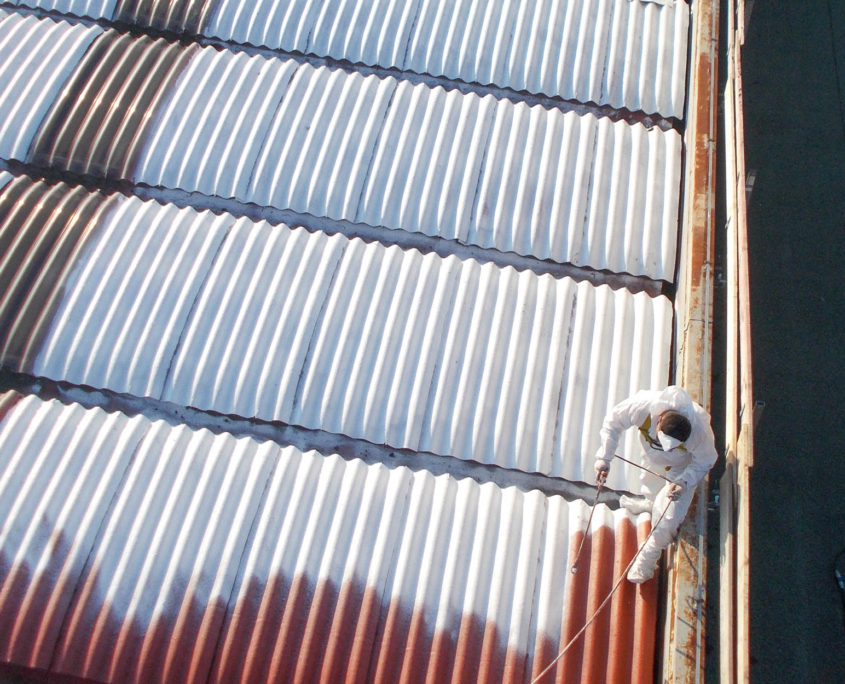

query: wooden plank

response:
[721,3,740,681]
[663,0,720,681]
[733,17,754,683]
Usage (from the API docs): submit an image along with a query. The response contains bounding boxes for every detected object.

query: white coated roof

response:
[0,392,658,684]
[14,0,689,118]
[0,14,682,278]
[140,51,682,280]
[0,185,672,488]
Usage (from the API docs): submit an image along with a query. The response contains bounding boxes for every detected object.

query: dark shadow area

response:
[742,0,845,681]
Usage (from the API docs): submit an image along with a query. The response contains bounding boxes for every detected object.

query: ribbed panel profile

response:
[0,177,115,372]
[113,0,217,34]
[27,31,195,178]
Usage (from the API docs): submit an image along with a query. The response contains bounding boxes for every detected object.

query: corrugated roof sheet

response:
[28,31,196,178]
[0,392,659,684]
[0,12,102,161]
[0,178,670,488]
[0,171,11,191]
[14,0,689,118]
[0,14,681,278]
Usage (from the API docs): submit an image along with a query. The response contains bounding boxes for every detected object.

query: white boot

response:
[619,494,653,515]
[627,561,656,584]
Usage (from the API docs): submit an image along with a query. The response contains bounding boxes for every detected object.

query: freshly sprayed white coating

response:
[0,395,149,669]
[0,180,669,488]
[161,217,670,487]
[204,0,688,117]
[246,63,397,219]
[355,81,496,243]
[135,49,299,200]
[0,12,102,160]
[162,217,349,419]
[0,171,12,191]
[52,419,279,684]
[469,102,682,280]
[15,0,118,18]
[0,14,683,277]
[553,283,674,488]
[34,196,234,399]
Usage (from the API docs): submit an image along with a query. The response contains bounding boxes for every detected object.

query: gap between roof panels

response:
[0,367,633,508]
[3,2,682,133]
[0,160,672,297]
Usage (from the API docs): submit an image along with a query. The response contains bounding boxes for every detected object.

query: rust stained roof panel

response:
[0,392,659,684]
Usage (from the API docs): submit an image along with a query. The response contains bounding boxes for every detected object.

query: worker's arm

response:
[594,392,655,470]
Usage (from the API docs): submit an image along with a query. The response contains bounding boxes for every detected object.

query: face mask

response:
[658,430,684,451]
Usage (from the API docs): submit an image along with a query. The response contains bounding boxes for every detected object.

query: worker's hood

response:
[649,386,696,422]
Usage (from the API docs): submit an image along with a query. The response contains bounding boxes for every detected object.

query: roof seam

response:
[0,161,671,297]
[1,2,682,131]
[0,367,633,508]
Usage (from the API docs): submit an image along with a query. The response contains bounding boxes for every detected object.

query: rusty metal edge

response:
[661,0,720,682]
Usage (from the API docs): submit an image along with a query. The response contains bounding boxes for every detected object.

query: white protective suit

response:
[595,386,718,582]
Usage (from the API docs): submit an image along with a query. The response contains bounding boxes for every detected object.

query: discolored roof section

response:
[0,393,658,684]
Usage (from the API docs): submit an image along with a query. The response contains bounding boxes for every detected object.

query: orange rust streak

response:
[579,525,615,684]
[605,517,638,684]
[557,528,589,684]
[632,519,659,684]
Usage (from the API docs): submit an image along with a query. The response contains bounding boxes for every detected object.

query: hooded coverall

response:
[594,386,718,582]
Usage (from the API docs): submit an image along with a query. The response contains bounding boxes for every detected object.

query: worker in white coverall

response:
[594,386,718,583]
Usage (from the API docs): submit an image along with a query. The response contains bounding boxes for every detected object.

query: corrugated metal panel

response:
[164,220,670,486]
[0,12,102,160]
[466,101,681,280]
[28,31,196,178]
[245,63,397,219]
[0,171,11,192]
[32,194,234,398]
[355,81,496,243]
[15,0,117,19]
[162,217,348,418]
[9,0,687,118]
[211,456,657,684]
[0,179,669,487]
[53,419,278,684]
[526,498,658,684]
[405,0,689,119]
[113,0,216,34]
[135,48,298,200]
[0,394,149,670]
[0,392,657,684]
[0,176,116,372]
[552,282,674,489]
[0,14,682,277]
